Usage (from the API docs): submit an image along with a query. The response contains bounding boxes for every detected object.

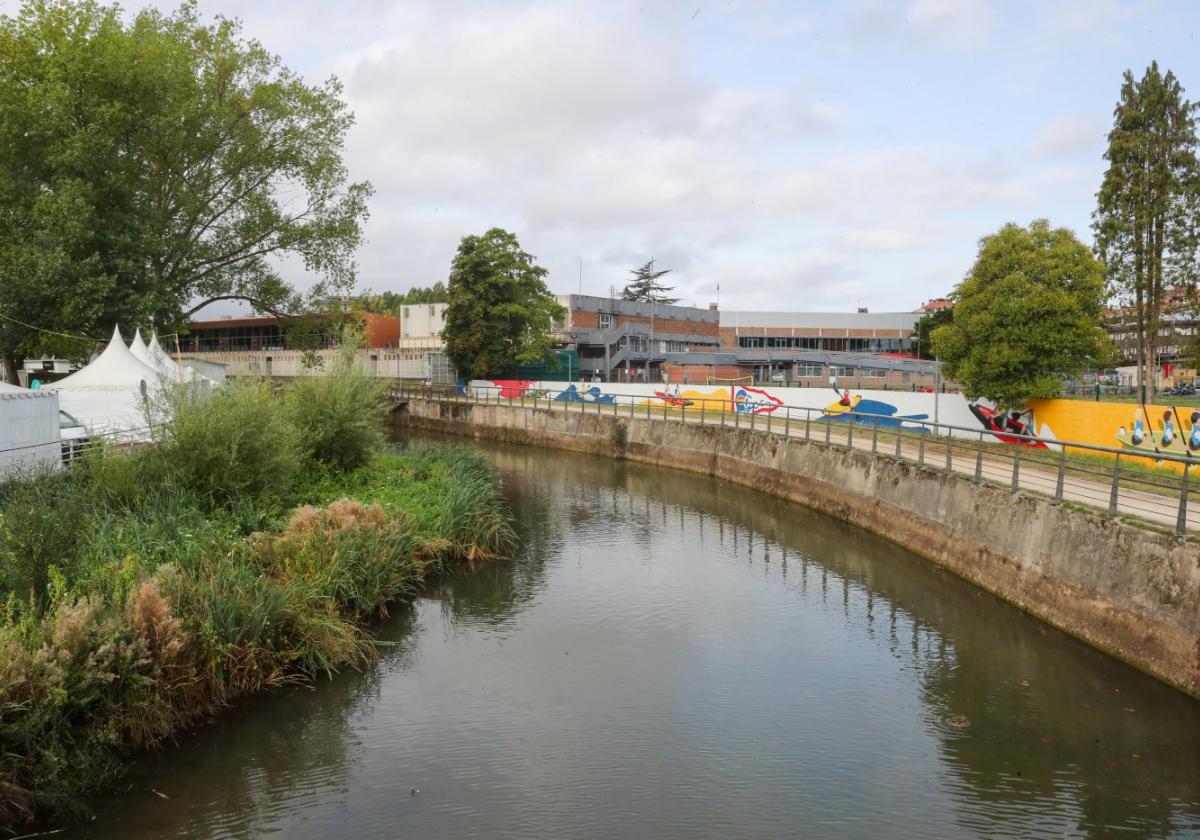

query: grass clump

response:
[285,349,389,471]
[0,369,514,827]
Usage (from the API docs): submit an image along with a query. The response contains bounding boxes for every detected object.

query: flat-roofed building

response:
[556,294,721,381]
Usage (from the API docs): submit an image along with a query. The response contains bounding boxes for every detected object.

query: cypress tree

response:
[1094,62,1200,401]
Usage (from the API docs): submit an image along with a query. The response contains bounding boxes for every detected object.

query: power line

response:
[0,310,104,343]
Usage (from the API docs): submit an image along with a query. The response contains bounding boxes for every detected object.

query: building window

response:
[738,336,765,348]
[797,363,823,377]
[599,313,614,329]
[829,365,856,378]
[862,368,886,378]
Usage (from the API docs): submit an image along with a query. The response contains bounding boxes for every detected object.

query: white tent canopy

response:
[129,328,156,370]
[44,326,161,437]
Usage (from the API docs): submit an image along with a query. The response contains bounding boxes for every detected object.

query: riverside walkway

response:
[401,386,1200,537]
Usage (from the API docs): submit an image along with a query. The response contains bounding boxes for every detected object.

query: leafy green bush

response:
[155,379,301,508]
[0,472,93,610]
[284,351,389,471]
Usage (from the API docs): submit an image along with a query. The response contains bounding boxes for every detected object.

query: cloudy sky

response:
[9,0,1200,312]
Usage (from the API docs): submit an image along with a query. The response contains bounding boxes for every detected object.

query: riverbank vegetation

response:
[0,366,515,826]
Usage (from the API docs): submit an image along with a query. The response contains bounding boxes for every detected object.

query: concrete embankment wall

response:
[398,398,1200,699]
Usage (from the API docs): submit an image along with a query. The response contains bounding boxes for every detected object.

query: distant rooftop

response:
[719,311,920,331]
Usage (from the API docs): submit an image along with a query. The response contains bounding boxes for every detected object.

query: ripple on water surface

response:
[75,440,1200,839]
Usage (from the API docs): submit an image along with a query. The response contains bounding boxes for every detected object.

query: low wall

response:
[399,397,1200,699]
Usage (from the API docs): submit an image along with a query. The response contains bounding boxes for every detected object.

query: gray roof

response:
[719,311,919,331]
[665,348,939,374]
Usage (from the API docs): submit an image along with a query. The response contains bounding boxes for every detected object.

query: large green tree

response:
[1093,62,1200,401]
[443,229,566,380]
[913,306,953,360]
[931,221,1108,407]
[0,0,371,380]
[621,258,678,304]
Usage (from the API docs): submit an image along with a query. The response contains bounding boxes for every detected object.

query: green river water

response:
[74,437,1200,838]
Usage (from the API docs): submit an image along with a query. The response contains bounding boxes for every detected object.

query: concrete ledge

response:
[398,398,1200,699]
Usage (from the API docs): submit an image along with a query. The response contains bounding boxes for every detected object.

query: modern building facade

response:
[658,309,939,388]
[555,295,721,381]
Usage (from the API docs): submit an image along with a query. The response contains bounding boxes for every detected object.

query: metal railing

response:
[395,382,1200,538]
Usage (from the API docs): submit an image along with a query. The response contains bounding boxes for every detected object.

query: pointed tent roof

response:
[45,326,160,391]
[147,331,190,382]
[129,328,156,369]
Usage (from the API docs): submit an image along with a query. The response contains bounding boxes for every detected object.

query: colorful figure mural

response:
[819,391,930,430]
[1115,406,1200,457]
[968,405,1049,449]
[488,380,536,400]
[732,385,783,415]
[554,384,616,404]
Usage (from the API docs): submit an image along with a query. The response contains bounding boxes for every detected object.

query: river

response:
[75,437,1200,838]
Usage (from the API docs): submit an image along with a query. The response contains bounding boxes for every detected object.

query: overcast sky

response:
[7,0,1200,313]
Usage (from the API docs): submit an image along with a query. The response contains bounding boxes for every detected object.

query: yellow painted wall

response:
[1028,398,1196,472]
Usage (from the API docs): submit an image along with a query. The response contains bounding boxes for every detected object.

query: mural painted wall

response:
[1028,398,1200,471]
[467,380,989,438]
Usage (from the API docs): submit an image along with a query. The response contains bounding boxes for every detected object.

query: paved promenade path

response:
[527,398,1198,535]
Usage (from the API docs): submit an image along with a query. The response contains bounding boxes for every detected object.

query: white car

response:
[59,410,90,462]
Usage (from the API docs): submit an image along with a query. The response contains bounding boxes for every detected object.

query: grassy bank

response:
[0,362,515,827]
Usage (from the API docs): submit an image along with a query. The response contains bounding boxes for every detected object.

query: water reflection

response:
[75,437,1199,839]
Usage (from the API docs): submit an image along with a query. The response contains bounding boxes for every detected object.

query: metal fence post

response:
[751,411,757,432]
[1011,447,1021,493]
[1177,463,1190,537]
[973,433,983,483]
[805,409,811,440]
[700,400,705,425]
[825,417,830,444]
[1108,453,1121,517]
[872,424,879,454]
[735,409,741,429]
[785,406,791,437]
[847,420,854,449]
[918,432,925,467]
[944,432,953,473]
[895,427,902,458]
[1055,446,1066,503]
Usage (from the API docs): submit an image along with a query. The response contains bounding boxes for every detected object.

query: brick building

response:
[555,294,720,381]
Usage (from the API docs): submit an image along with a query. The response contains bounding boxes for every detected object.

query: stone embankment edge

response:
[397,399,1200,700]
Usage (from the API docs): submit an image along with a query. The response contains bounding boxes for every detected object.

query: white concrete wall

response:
[400,303,447,339]
[467,379,987,438]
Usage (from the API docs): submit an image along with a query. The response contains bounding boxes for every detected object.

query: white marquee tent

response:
[44,326,161,438]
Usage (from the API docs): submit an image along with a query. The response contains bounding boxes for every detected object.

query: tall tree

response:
[442,229,566,380]
[931,221,1108,408]
[913,306,953,360]
[0,0,371,380]
[621,259,678,304]
[1094,62,1200,401]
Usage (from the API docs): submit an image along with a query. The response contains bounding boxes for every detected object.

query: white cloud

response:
[906,0,997,48]
[1032,114,1105,159]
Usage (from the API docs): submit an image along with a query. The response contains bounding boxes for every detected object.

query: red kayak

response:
[655,391,694,408]
[969,404,1048,448]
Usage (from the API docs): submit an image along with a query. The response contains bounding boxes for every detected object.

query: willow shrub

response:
[284,351,389,472]
[154,379,301,508]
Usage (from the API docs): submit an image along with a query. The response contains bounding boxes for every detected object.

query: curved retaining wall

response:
[398,398,1200,699]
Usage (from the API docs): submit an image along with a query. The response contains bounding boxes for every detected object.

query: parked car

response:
[59,410,90,462]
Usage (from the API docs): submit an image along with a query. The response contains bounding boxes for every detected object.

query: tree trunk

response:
[3,354,22,385]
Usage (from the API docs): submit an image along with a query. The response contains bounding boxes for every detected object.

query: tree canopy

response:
[361,283,448,313]
[1093,62,1199,400]
[0,0,371,377]
[931,221,1108,408]
[913,306,952,360]
[621,259,678,304]
[442,229,566,380]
